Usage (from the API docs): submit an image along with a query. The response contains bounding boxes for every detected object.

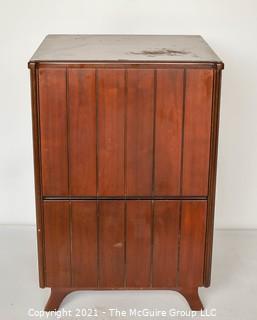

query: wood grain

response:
[39,68,68,195]
[152,201,180,287]
[126,69,154,195]
[182,69,213,195]
[99,201,125,287]
[126,201,152,287]
[98,69,125,195]
[178,201,207,287]
[154,69,184,195]
[71,201,97,287]
[68,69,96,195]
[44,201,71,287]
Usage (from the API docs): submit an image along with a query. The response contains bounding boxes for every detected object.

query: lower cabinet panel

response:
[43,200,207,288]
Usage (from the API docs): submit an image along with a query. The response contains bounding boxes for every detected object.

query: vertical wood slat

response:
[178,201,207,287]
[126,70,155,195]
[126,201,152,287]
[182,69,213,195]
[68,69,97,195]
[99,201,125,287]
[152,201,180,287]
[97,69,125,196]
[154,69,184,195]
[71,201,97,287]
[44,201,71,287]
[39,68,68,195]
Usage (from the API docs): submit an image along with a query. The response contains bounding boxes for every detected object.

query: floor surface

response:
[0,226,256,319]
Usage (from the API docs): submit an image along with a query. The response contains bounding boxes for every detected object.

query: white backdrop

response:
[0,0,256,228]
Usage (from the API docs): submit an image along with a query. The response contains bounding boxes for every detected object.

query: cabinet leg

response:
[45,288,73,311]
[176,287,204,311]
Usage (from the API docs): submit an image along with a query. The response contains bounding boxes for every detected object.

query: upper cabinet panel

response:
[38,66,213,197]
[39,68,69,195]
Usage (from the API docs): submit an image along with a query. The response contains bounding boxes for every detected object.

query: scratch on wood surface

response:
[129,48,192,57]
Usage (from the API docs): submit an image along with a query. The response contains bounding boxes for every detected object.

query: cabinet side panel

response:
[99,201,125,287]
[126,201,152,287]
[39,68,68,195]
[152,201,180,287]
[182,69,213,195]
[71,201,97,287]
[44,201,71,287]
[178,201,207,287]
[97,69,125,195]
[126,69,154,195]
[154,69,184,195]
[204,69,222,286]
[68,69,97,195]
[30,64,45,287]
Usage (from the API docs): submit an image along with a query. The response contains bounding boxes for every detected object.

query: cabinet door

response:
[38,67,213,197]
[42,200,207,289]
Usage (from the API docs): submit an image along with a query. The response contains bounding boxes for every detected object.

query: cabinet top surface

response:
[29,34,223,64]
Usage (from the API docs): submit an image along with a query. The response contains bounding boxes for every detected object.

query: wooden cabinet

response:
[29,35,223,311]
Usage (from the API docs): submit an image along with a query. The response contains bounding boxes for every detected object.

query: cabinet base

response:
[44,287,203,312]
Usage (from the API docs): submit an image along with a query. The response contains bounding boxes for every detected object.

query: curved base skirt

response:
[44,287,203,312]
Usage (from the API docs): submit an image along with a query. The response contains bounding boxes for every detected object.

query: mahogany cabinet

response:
[28,35,224,311]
